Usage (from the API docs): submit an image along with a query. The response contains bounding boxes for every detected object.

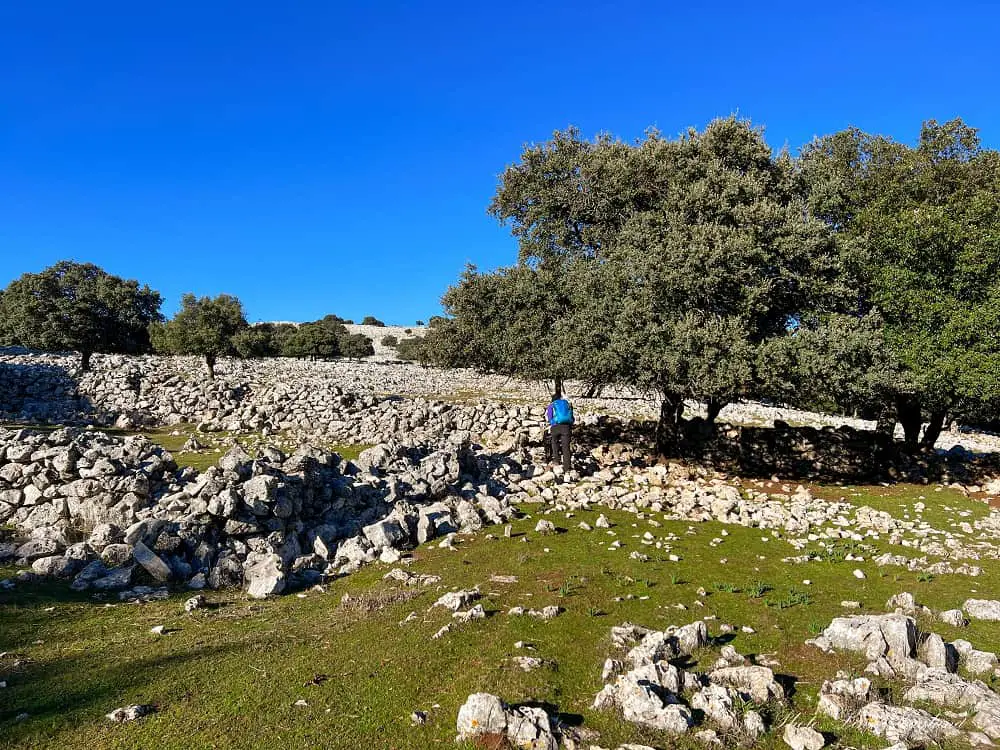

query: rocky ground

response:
[3,352,1000,749]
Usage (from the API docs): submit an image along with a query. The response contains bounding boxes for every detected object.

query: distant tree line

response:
[409,117,1000,455]
[0,267,377,379]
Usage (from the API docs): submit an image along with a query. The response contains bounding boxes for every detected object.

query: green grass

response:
[1,485,999,749]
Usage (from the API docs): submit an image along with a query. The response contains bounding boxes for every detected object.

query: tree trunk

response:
[655,392,685,457]
[205,353,216,381]
[583,383,604,398]
[80,351,92,371]
[921,409,948,449]
[894,394,922,448]
[553,377,564,399]
[705,398,725,424]
[874,400,896,439]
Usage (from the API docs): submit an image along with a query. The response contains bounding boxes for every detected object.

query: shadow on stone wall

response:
[574,416,999,485]
[0,361,100,425]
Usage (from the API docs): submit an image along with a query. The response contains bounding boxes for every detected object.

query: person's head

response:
[550,393,560,402]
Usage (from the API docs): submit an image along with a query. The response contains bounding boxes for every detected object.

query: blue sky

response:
[1,1,997,324]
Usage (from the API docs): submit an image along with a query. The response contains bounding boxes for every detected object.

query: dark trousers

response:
[550,423,572,471]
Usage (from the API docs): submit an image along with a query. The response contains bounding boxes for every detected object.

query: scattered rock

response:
[782,724,825,750]
[106,704,155,723]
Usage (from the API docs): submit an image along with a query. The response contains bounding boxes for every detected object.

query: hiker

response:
[546,392,574,472]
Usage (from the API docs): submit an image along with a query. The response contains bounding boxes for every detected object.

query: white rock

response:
[783,724,825,750]
[856,701,960,746]
[105,704,154,723]
[432,589,479,612]
[964,599,1000,621]
[938,609,966,627]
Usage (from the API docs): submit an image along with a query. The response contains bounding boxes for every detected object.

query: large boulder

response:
[455,692,557,750]
[856,702,960,746]
[708,665,784,703]
[15,538,61,562]
[362,518,408,550]
[964,599,1000,621]
[31,554,82,578]
[593,663,692,734]
[244,553,285,599]
[132,541,172,582]
[808,614,916,666]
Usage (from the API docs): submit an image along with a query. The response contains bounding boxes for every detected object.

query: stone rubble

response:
[810,611,1000,747]
[456,692,558,750]
[592,621,781,740]
[0,426,521,595]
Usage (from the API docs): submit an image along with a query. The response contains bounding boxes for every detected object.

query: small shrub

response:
[713,581,742,594]
[381,335,398,348]
[764,588,813,609]
[745,580,773,598]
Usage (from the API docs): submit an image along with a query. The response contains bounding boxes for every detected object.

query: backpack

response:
[550,399,574,425]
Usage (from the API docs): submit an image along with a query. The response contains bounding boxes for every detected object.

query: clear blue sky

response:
[2,1,997,324]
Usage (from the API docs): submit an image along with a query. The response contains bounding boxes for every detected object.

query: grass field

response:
[3,481,999,749]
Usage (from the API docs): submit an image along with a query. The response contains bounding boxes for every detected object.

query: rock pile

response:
[592,621,783,743]
[0,427,517,596]
[808,610,1000,747]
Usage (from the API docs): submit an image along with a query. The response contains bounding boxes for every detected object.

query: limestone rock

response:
[964,599,1000,621]
[856,701,961,746]
[132,541,172,582]
[708,665,784,703]
[106,704,155,723]
[433,589,479,612]
[455,693,557,750]
[244,553,285,599]
[783,724,825,750]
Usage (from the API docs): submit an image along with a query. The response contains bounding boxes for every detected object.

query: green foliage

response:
[360,316,385,327]
[232,325,281,359]
[799,118,1000,439]
[764,588,813,609]
[713,581,742,593]
[339,332,374,359]
[449,117,845,454]
[744,580,773,598]
[281,320,342,359]
[0,261,163,368]
[277,317,372,360]
[149,293,247,378]
[758,313,898,417]
[394,336,430,364]
[380,335,399,348]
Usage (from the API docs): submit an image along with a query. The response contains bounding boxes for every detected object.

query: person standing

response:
[546,392,574,472]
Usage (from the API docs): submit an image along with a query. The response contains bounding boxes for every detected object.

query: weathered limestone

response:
[456,693,558,750]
